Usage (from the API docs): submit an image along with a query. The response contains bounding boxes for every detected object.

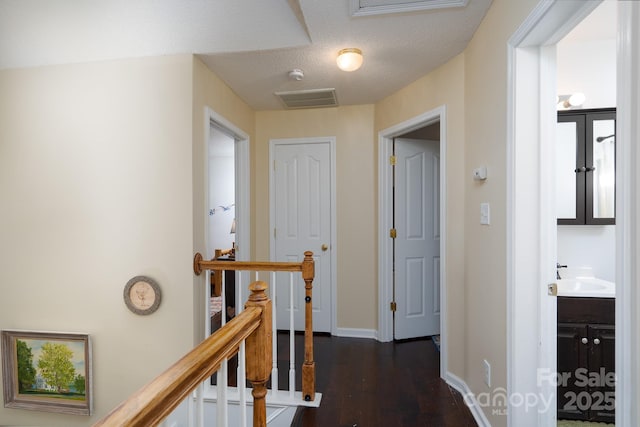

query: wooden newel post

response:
[301,251,316,402]
[245,281,272,427]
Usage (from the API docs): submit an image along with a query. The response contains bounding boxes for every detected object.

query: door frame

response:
[268,136,337,335]
[507,1,640,425]
[377,106,447,374]
[204,107,250,264]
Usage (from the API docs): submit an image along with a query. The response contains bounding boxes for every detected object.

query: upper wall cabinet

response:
[556,108,616,225]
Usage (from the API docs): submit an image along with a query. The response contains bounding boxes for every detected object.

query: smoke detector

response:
[288,69,304,81]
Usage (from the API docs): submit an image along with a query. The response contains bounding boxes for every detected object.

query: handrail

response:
[94,282,272,427]
[193,251,316,402]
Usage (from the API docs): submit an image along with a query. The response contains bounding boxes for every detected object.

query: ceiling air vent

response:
[275,88,338,109]
[351,0,469,16]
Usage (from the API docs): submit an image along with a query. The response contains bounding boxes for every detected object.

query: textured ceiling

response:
[199,0,493,110]
[0,0,494,110]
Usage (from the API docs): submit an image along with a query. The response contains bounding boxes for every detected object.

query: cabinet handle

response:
[593,338,601,345]
[585,166,596,172]
[581,337,588,344]
[575,166,587,173]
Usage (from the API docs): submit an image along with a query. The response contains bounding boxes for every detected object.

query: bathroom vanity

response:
[557,294,615,423]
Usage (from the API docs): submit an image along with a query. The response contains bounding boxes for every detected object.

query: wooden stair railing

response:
[93,282,272,427]
[193,250,316,402]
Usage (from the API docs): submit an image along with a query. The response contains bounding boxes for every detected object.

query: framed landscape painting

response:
[1,330,92,415]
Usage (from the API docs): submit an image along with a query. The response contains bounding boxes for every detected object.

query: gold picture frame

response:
[1,330,92,415]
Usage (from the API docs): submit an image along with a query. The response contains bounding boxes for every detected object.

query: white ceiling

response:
[0,0,492,110]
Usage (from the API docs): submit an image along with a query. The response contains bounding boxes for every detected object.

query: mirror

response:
[556,121,578,219]
[591,119,615,219]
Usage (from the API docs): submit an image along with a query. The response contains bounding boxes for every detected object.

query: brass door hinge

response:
[390,301,397,312]
[390,155,397,165]
[390,228,397,239]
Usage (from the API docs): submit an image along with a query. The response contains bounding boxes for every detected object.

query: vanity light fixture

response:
[557,92,586,109]
[336,48,363,72]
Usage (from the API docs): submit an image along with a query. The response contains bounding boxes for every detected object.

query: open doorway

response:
[203,107,250,337]
[555,5,617,422]
[392,125,441,341]
[378,106,448,376]
[207,124,236,332]
[508,1,638,425]
[208,124,236,258]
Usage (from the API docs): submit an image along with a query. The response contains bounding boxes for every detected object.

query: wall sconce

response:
[336,48,363,72]
[557,92,586,109]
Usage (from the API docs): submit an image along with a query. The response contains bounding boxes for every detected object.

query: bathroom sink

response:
[557,277,615,298]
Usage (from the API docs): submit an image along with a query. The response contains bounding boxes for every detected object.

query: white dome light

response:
[336,48,363,72]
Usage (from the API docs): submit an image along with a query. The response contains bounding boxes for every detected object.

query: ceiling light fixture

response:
[336,48,363,72]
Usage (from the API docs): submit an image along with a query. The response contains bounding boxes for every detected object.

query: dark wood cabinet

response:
[556,108,616,225]
[557,297,615,422]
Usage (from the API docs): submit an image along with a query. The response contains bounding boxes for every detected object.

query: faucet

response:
[556,263,567,280]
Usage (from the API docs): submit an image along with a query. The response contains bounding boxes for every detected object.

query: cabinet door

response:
[557,108,616,225]
[557,323,589,420]
[588,324,615,423]
[556,114,585,225]
[586,111,616,224]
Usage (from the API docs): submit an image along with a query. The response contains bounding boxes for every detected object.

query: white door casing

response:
[507,1,640,426]
[377,106,447,377]
[270,138,334,333]
[394,138,441,340]
[204,107,250,338]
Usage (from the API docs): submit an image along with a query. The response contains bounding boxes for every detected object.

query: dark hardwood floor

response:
[287,334,477,427]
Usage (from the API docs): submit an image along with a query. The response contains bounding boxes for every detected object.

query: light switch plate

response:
[483,359,491,387]
[480,203,490,225]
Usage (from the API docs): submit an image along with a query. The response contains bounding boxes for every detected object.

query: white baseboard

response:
[334,327,378,339]
[444,371,491,427]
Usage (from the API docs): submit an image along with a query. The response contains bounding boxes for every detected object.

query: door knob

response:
[321,244,328,252]
[593,338,601,345]
[581,337,588,344]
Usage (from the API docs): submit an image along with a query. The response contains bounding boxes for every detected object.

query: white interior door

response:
[394,138,440,340]
[272,139,332,332]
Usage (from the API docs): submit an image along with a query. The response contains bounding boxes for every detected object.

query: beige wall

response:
[462,0,538,425]
[191,57,256,340]
[0,0,559,424]
[0,55,196,424]
[375,53,466,378]
[255,106,376,330]
[375,0,540,424]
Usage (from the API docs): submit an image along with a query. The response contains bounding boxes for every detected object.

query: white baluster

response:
[191,383,203,427]
[217,359,228,427]
[234,271,247,427]
[238,341,247,427]
[271,271,279,392]
[289,272,295,398]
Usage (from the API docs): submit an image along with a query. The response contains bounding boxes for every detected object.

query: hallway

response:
[290,335,476,427]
